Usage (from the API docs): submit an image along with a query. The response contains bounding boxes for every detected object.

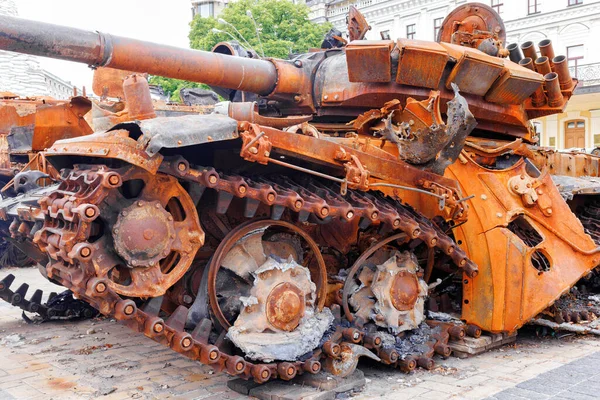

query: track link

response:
[0,273,98,321]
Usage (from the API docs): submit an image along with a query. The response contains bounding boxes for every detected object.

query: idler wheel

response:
[83,167,203,298]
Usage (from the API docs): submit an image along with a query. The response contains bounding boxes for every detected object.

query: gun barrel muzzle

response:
[0,15,278,96]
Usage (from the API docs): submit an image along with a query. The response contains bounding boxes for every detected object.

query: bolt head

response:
[153,323,164,333]
[96,282,106,293]
[108,175,120,185]
[85,207,96,218]
[124,304,135,315]
[208,175,218,184]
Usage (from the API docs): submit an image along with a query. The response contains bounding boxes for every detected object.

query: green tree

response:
[147,76,202,102]
[189,0,331,59]
[151,0,330,101]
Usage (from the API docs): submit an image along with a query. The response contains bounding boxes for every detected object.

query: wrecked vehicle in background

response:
[0,1,598,385]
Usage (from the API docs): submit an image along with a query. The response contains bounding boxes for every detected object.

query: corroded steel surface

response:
[446,156,600,332]
[0,1,598,390]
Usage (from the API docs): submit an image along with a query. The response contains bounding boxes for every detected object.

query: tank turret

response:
[0,9,577,141]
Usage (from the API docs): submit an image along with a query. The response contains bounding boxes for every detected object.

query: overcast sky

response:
[17,0,194,92]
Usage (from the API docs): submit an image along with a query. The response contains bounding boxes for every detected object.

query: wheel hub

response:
[266,282,305,331]
[390,271,420,311]
[349,250,428,333]
[113,200,176,267]
[227,257,333,361]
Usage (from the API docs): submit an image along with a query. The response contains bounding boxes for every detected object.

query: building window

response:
[406,24,416,39]
[568,0,583,5]
[528,0,540,14]
[567,44,584,77]
[491,0,503,14]
[380,30,390,40]
[433,17,444,40]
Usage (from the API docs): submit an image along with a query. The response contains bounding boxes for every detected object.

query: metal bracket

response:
[239,123,272,165]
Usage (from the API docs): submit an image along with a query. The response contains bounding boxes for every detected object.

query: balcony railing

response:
[569,63,600,87]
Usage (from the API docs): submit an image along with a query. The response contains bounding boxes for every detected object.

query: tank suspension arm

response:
[0,15,279,96]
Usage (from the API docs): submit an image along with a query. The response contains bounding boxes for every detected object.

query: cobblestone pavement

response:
[485,352,600,400]
[1,267,600,400]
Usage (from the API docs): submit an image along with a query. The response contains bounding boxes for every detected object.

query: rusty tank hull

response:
[0,2,597,386]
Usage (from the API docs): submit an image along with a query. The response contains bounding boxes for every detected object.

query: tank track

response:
[577,199,600,246]
[0,162,477,382]
[531,199,600,332]
[0,274,98,321]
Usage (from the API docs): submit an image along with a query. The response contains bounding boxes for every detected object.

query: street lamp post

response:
[246,10,265,57]
[217,18,256,56]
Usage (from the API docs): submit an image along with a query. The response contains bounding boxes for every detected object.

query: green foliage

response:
[149,0,329,101]
[147,76,203,102]
[189,0,332,59]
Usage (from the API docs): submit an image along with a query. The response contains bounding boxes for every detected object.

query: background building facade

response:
[0,0,78,99]
[191,0,228,18]
[309,0,600,150]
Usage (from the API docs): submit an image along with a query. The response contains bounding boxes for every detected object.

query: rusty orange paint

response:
[446,156,600,332]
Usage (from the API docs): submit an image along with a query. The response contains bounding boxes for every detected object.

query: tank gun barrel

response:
[0,15,279,96]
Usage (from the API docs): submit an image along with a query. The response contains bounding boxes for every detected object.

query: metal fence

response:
[570,63,600,87]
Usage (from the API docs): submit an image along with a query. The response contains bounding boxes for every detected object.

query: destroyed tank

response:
[0,2,598,383]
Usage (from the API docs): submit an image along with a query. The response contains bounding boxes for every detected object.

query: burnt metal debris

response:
[0,1,597,387]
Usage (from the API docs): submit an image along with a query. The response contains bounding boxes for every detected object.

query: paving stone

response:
[495,387,550,399]
[569,382,600,397]
[537,370,589,384]
[6,267,600,400]
[516,379,568,395]
[552,391,599,400]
